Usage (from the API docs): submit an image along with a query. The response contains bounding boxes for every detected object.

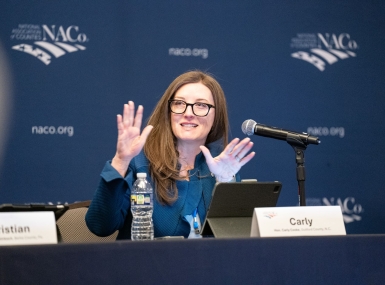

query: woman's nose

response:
[184,105,195,116]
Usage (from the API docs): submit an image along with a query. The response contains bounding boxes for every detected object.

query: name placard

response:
[0,212,58,246]
[250,206,346,237]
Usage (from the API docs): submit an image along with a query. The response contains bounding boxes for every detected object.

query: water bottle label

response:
[131,194,153,206]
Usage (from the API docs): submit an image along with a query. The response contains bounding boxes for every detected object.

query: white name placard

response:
[250,206,346,237]
[0,211,58,246]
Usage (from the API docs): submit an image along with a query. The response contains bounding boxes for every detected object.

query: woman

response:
[86,71,255,239]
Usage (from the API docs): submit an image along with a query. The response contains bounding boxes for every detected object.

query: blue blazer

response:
[86,145,240,239]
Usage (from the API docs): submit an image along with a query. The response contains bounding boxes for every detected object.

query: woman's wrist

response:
[214,174,236,183]
[111,156,131,177]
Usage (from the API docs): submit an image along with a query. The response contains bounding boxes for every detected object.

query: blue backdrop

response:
[0,0,384,234]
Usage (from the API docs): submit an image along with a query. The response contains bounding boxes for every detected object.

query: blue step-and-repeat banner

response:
[0,1,384,234]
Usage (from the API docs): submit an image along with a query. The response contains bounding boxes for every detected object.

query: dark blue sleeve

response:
[235,172,241,182]
[85,161,134,237]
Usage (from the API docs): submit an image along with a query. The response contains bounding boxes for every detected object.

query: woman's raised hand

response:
[111,101,153,176]
[200,138,255,182]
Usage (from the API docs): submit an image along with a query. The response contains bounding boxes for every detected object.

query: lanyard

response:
[193,208,199,234]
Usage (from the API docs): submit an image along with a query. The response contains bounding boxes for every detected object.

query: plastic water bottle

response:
[131,173,154,240]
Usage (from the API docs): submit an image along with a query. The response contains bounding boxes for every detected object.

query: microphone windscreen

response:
[242,119,256,136]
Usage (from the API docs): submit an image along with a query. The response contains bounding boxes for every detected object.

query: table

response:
[1,235,384,284]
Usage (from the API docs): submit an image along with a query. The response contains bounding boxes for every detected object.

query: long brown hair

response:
[144,71,229,205]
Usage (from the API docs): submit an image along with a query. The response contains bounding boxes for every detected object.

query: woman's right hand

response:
[111,101,153,177]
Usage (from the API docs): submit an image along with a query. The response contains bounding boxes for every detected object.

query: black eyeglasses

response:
[169,100,215,117]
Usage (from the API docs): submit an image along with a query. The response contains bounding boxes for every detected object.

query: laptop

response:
[0,203,69,220]
[201,181,282,238]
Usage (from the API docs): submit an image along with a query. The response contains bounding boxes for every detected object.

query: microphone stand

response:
[286,133,308,206]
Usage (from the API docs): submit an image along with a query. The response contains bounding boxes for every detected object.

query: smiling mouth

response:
[181,123,198,128]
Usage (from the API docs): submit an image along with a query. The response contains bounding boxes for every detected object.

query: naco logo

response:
[323,197,363,223]
[290,33,358,71]
[11,24,88,65]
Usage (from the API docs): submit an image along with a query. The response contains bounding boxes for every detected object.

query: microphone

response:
[242,119,320,145]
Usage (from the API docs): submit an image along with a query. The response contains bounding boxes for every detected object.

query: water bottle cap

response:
[137,173,147,178]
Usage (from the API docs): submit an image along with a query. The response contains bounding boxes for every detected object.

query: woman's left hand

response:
[200,138,255,182]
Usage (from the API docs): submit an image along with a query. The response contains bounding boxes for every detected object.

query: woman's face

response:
[170,82,215,147]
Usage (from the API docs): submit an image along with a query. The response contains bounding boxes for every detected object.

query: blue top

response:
[85,144,240,239]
